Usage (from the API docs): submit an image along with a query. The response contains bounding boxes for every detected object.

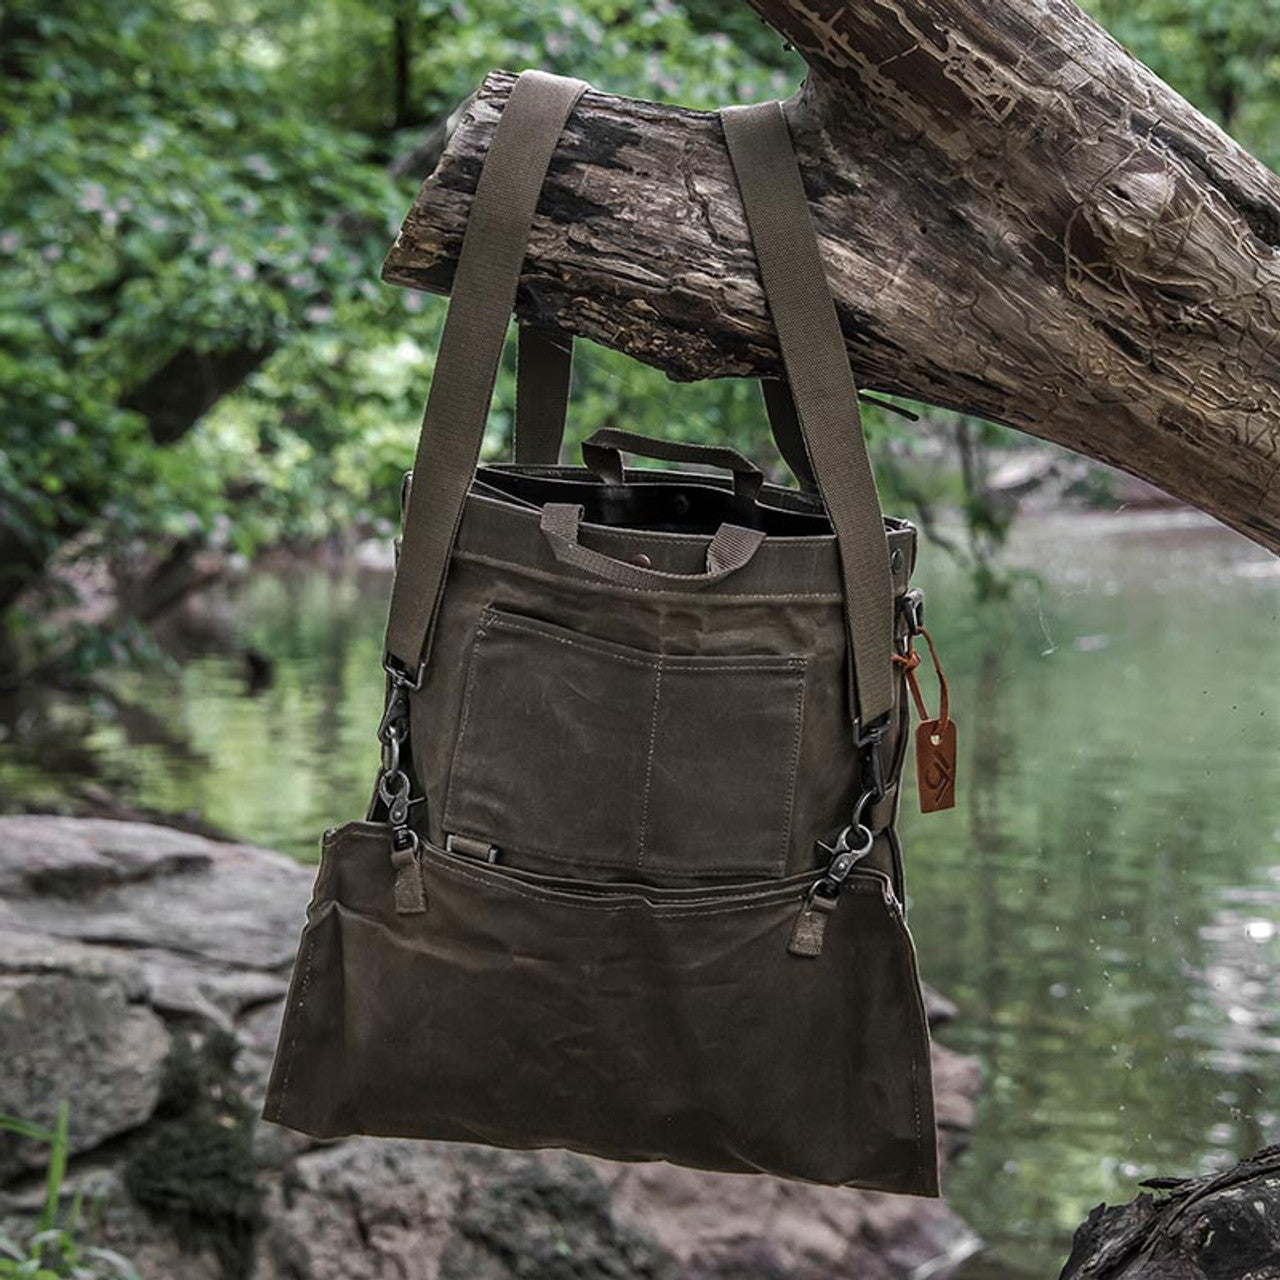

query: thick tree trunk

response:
[383,0,1280,555]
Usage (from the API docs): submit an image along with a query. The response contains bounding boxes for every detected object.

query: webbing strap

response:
[540,503,765,588]
[515,324,573,464]
[759,378,819,494]
[720,101,896,730]
[514,323,819,490]
[383,71,587,677]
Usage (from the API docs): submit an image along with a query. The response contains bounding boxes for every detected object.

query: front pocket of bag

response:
[263,829,938,1193]
[442,607,806,877]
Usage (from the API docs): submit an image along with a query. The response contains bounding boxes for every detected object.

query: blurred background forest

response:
[2,3,1280,1277]
[3,0,1278,674]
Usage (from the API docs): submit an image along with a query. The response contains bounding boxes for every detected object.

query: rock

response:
[255,1143,674,1280]
[923,984,960,1026]
[931,1042,982,1162]
[0,816,984,1280]
[0,973,170,1178]
[0,815,212,897]
[588,1158,982,1279]
[0,816,307,969]
[251,1140,984,1280]
[140,954,288,1034]
[0,928,147,993]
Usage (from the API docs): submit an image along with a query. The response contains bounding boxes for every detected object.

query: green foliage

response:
[0,2,402,584]
[2,0,1276,653]
[0,1106,141,1280]
[0,0,801,640]
[1084,0,1280,166]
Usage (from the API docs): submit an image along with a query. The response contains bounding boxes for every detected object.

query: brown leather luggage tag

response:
[915,715,956,813]
[893,627,957,813]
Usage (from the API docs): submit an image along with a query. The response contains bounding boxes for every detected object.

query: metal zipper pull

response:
[390,830,427,915]
[788,891,837,957]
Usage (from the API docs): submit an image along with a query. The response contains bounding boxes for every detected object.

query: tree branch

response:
[383,0,1280,555]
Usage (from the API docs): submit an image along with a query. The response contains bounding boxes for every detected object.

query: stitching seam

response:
[453,551,851,601]
[441,623,487,835]
[778,671,807,874]
[486,610,803,671]
[445,827,794,876]
[636,665,662,868]
[424,852,832,917]
[275,911,324,1117]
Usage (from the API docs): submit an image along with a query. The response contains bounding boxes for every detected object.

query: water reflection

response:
[904,512,1280,1273]
[0,510,1277,1275]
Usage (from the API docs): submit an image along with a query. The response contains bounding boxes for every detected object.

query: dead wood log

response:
[1058,1146,1280,1278]
[383,0,1280,555]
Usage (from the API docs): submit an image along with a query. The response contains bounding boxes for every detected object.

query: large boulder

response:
[0,816,982,1279]
[0,970,169,1179]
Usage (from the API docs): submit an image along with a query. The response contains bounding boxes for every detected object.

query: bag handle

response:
[759,378,819,495]
[720,101,897,736]
[514,323,575,465]
[581,427,764,500]
[540,503,764,589]
[383,71,588,686]
[515,328,915,489]
[515,323,819,493]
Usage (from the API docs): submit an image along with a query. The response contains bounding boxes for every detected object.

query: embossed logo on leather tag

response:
[915,717,957,813]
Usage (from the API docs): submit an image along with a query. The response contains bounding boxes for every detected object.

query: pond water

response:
[2,508,1278,1276]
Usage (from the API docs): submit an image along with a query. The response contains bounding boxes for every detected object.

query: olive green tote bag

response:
[263,69,941,1198]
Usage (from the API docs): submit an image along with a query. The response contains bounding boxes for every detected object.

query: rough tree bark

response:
[383,0,1280,555]
[1058,1146,1280,1279]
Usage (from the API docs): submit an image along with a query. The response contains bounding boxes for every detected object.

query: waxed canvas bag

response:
[263,70,941,1197]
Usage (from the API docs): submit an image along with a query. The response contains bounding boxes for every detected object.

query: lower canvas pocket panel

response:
[263,822,939,1197]
[442,607,806,879]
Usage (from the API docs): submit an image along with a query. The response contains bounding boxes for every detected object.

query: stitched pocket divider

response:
[442,607,806,879]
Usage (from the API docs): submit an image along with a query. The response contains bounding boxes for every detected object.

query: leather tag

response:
[915,717,957,813]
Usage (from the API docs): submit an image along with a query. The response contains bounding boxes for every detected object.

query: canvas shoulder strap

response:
[720,101,896,733]
[383,71,587,683]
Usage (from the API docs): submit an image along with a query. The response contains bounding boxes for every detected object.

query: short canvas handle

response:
[540,503,764,589]
[581,427,765,500]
